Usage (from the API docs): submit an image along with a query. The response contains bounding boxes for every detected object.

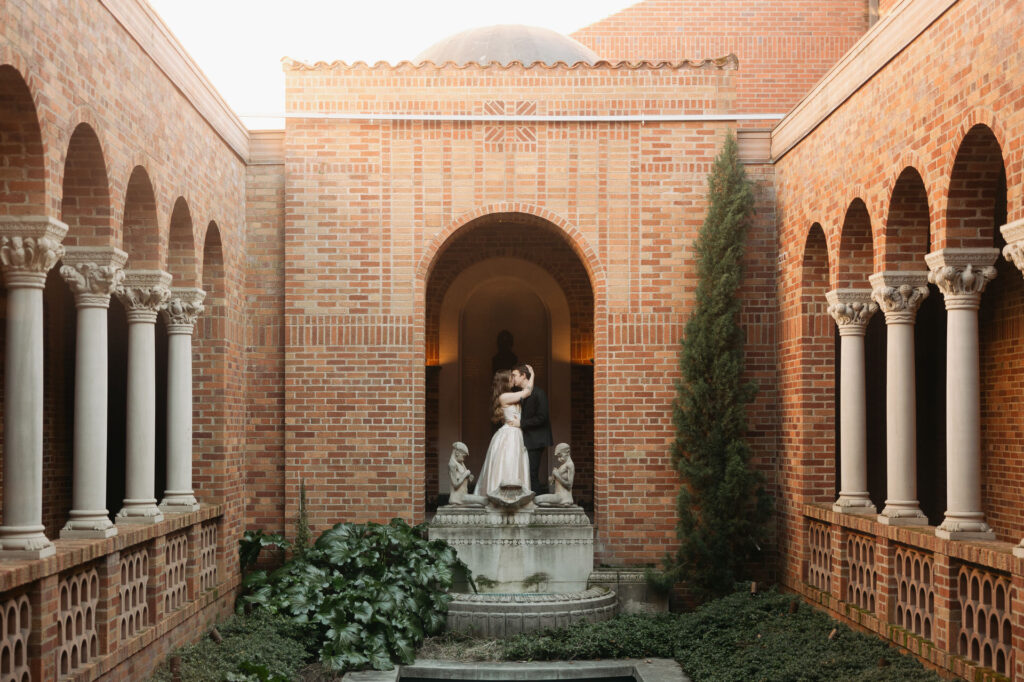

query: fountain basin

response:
[446,587,616,637]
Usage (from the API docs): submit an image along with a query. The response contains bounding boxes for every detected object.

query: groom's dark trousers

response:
[520,386,554,493]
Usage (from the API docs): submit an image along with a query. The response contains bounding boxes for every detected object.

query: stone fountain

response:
[429,442,616,636]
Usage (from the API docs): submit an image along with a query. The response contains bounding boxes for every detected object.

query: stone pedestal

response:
[430,506,593,593]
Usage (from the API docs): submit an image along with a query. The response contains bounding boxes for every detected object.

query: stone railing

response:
[798,504,1016,680]
[0,506,232,680]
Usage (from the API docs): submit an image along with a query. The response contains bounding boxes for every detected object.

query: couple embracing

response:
[474,364,553,497]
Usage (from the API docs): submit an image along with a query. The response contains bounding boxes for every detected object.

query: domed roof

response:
[415,24,600,67]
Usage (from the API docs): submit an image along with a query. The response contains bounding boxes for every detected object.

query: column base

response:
[159,492,200,514]
[0,525,56,560]
[61,512,117,539]
[833,494,876,515]
[1013,542,1024,558]
[116,500,164,525]
[878,503,928,526]
[935,514,995,541]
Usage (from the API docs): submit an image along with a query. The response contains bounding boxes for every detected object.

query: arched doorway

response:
[424,213,594,512]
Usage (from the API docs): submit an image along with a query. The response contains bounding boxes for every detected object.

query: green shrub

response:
[148,612,313,682]
[239,518,464,673]
[502,587,941,682]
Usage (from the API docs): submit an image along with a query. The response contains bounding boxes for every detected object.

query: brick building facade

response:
[1,0,1023,679]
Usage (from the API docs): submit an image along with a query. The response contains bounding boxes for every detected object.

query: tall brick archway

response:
[422,212,595,512]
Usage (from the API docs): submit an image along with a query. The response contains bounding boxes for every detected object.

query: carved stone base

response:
[159,493,200,514]
[878,503,928,526]
[936,514,995,541]
[0,526,56,560]
[1013,542,1024,559]
[446,587,616,637]
[116,500,164,525]
[833,494,877,515]
[61,513,117,539]
[430,506,593,593]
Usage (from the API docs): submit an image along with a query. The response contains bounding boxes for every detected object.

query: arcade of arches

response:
[3,0,1024,679]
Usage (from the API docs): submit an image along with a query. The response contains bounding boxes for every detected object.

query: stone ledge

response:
[0,504,223,591]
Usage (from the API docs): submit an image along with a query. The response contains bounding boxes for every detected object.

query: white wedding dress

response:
[474,404,531,496]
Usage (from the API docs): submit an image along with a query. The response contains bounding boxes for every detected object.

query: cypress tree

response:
[669,132,770,600]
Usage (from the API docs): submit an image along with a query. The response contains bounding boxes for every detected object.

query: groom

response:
[511,363,553,494]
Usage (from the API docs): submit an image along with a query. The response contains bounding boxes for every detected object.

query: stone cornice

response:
[826,288,878,334]
[161,287,206,333]
[283,54,739,72]
[869,271,930,323]
[771,0,958,161]
[97,0,248,161]
[0,216,69,288]
[59,247,128,308]
[925,248,999,309]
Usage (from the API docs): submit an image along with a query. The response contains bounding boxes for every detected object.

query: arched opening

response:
[121,167,161,269]
[798,223,834,504]
[950,125,1021,540]
[45,123,114,534]
[424,213,594,513]
[0,65,47,524]
[835,200,885,508]
[885,166,944,524]
[194,222,226,503]
[167,197,198,287]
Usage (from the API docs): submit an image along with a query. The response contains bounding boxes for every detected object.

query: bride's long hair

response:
[490,370,513,424]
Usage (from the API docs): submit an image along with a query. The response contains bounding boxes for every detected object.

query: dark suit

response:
[520,386,553,493]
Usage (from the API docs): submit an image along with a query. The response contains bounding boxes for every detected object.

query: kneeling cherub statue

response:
[447,442,487,507]
[535,443,575,507]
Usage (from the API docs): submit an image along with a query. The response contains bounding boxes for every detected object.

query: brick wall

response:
[572,0,869,117]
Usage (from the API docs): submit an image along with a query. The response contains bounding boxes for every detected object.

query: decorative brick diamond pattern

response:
[845,532,876,611]
[57,566,99,677]
[807,521,832,593]
[957,565,1013,676]
[163,533,189,613]
[199,521,218,592]
[119,548,149,640]
[895,546,934,640]
[0,592,30,682]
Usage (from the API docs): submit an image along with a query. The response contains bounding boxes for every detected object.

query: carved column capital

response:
[925,248,999,310]
[59,246,128,308]
[0,216,69,289]
[1000,218,1024,276]
[826,289,877,336]
[868,271,930,324]
[116,270,172,324]
[161,287,206,334]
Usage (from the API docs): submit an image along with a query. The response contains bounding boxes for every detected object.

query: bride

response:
[474,365,534,496]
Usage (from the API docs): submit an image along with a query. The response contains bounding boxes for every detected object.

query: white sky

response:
[147,0,635,129]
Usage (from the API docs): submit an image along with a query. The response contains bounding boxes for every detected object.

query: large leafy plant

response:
[239,518,464,672]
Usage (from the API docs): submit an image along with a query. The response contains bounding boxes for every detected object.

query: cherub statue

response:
[448,442,487,507]
[535,443,575,507]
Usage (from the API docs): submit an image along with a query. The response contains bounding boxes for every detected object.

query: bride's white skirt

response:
[474,424,531,496]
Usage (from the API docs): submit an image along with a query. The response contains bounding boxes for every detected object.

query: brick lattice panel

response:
[957,565,1013,676]
[199,521,218,592]
[894,545,934,641]
[119,548,149,640]
[163,532,189,613]
[0,592,30,682]
[845,532,877,611]
[57,565,99,677]
[806,520,832,593]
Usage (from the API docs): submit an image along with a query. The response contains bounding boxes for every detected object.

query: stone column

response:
[999,219,1024,555]
[869,272,929,526]
[59,247,128,538]
[115,270,171,525]
[159,287,205,513]
[0,216,67,559]
[925,248,999,540]
[826,288,878,514]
